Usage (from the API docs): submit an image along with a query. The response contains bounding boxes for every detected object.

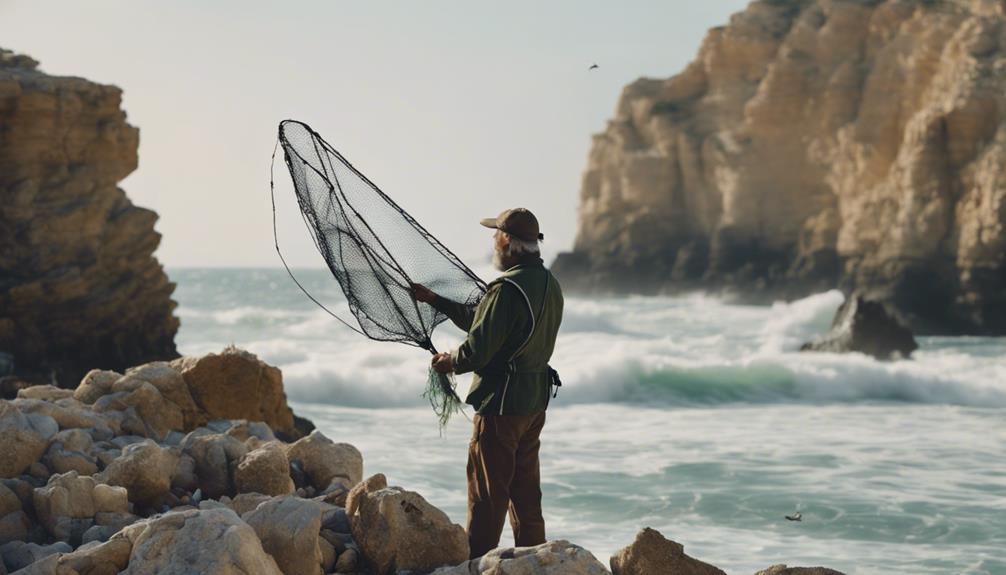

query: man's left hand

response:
[431,352,454,374]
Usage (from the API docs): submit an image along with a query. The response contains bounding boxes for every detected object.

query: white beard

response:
[492,247,507,271]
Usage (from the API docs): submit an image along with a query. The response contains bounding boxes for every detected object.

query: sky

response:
[1,0,750,267]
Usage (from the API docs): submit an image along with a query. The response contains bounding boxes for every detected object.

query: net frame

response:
[270,119,487,425]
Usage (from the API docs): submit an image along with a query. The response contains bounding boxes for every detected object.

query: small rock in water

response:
[800,294,917,360]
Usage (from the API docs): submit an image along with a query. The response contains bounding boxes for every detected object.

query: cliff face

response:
[553,0,1006,334]
[0,49,179,384]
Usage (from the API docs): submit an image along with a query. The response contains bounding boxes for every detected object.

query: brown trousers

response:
[466,411,546,559]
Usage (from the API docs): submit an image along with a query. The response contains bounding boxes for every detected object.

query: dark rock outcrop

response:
[553,0,1006,334]
[801,295,918,359]
[0,48,179,386]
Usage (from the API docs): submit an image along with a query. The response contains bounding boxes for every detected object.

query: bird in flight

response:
[589,63,599,71]
[785,512,802,522]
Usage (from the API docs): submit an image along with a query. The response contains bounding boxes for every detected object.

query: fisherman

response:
[411,208,564,559]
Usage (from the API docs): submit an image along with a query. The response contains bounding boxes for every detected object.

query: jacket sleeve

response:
[430,295,477,332]
[451,283,519,375]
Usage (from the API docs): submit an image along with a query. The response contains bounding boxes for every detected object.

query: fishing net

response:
[271,119,487,426]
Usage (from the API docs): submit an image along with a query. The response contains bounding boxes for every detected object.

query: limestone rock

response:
[43,430,98,476]
[170,346,298,437]
[0,485,19,518]
[180,431,248,499]
[117,362,200,428]
[0,511,29,546]
[74,371,121,405]
[93,379,183,441]
[12,398,111,434]
[334,547,358,573]
[17,537,132,575]
[286,430,363,491]
[552,1,1006,334]
[0,541,72,572]
[96,439,178,505]
[801,294,918,359]
[121,508,282,575]
[228,493,271,516]
[318,537,336,573]
[0,48,179,386]
[348,473,468,575]
[235,442,294,496]
[432,541,609,575]
[0,401,47,479]
[755,566,847,575]
[16,386,74,402]
[610,528,725,575]
[243,495,324,575]
[32,472,99,541]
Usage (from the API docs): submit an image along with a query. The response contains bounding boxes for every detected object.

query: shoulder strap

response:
[500,270,550,360]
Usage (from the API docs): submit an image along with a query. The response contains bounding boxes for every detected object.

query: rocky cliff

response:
[0,49,178,384]
[553,0,1006,334]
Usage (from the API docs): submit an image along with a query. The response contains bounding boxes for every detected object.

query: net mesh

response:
[272,119,487,425]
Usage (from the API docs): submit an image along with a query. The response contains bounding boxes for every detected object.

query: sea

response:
[170,267,1006,575]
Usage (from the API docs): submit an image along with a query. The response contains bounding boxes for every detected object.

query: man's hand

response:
[431,352,454,374]
[410,283,437,304]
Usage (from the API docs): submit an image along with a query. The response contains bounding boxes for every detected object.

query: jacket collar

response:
[504,253,544,272]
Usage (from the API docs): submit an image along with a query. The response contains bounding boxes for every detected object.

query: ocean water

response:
[171,267,1006,575]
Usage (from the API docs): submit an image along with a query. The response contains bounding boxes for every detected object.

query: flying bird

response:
[589,63,599,71]
[785,512,802,522]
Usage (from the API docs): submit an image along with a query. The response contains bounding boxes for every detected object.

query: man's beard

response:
[492,246,507,271]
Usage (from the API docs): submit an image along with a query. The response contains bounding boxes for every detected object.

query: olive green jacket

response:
[434,256,563,415]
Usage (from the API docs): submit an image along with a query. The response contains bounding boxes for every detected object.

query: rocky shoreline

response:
[0,346,846,574]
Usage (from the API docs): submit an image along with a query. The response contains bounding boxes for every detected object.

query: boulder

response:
[16,386,74,402]
[12,398,111,434]
[43,430,99,476]
[32,472,99,542]
[1,541,72,572]
[170,347,298,437]
[334,548,358,573]
[432,541,609,575]
[755,566,847,575]
[235,442,294,496]
[286,431,363,491]
[96,439,178,505]
[243,495,324,575]
[180,431,248,499]
[116,362,200,429]
[318,537,336,573]
[13,537,132,575]
[610,528,725,575]
[228,493,271,516]
[348,473,468,575]
[74,371,121,405]
[0,512,29,546]
[0,401,47,479]
[93,381,183,441]
[121,508,282,575]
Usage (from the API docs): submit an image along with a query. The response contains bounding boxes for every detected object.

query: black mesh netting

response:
[271,119,487,426]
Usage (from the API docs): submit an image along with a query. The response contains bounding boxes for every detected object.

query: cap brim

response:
[479,218,499,229]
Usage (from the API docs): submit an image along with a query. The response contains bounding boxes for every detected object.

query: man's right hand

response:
[410,283,437,304]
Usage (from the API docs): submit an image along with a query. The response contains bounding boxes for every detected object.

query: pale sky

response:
[1,1,749,267]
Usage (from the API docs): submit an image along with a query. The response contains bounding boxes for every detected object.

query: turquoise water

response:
[171,267,1006,574]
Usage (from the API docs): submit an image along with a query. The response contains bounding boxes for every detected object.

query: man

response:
[411,208,564,559]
